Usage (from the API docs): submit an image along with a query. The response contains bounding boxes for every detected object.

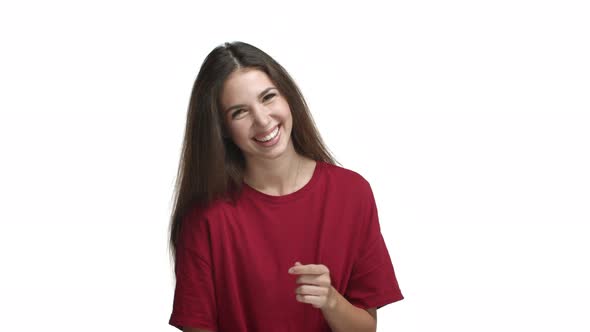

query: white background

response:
[1,0,589,331]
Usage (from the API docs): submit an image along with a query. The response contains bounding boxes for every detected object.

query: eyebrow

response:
[224,87,277,114]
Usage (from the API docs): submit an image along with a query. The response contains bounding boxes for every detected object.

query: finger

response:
[296,274,330,286]
[304,264,329,275]
[288,264,308,274]
[295,284,329,296]
[295,294,323,308]
[289,264,329,275]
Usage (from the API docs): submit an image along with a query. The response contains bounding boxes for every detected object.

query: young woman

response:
[168,41,403,332]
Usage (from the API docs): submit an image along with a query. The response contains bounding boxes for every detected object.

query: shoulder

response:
[182,198,236,227]
[320,161,373,193]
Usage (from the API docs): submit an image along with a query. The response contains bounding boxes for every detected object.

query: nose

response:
[251,104,271,128]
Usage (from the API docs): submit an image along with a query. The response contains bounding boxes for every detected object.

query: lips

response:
[253,125,279,140]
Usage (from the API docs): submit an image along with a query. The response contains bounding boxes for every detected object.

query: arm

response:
[321,286,377,332]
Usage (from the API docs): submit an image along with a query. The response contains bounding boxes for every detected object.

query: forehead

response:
[220,69,274,104]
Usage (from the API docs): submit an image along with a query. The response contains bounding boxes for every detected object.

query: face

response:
[220,68,295,162]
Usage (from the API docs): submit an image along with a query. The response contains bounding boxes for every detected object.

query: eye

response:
[231,109,245,119]
[263,93,276,101]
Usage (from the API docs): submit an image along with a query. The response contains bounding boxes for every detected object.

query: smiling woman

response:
[167,41,404,332]
[219,69,294,165]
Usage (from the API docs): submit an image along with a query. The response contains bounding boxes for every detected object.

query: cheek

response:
[278,102,293,120]
[285,109,294,126]
[228,122,251,140]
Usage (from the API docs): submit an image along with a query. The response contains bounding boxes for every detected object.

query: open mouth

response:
[253,125,280,143]
[252,124,281,146]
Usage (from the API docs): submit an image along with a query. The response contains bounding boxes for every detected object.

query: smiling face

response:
[220,68,295,163]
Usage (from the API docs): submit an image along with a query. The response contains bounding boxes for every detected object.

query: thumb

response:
[295,261,302,266]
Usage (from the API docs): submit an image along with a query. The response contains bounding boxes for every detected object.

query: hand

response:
[288,261,337,310]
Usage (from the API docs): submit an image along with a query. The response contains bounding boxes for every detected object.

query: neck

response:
[243,148,305,196]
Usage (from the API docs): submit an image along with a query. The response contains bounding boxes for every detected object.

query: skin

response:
[220,68,294,164]
[289,262,377,324]
[220,68,314,195]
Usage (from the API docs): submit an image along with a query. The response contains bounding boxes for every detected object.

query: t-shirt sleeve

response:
[169,208,217,331]
[344,179,404,310]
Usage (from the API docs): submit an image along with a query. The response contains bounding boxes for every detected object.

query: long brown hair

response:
[168,41,338,269]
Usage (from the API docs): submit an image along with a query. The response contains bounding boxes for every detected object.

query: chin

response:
[250,141,291,161]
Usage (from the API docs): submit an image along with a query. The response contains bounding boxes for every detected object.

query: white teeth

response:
[255,126,279,142]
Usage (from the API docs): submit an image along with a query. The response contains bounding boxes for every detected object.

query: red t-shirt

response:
[169,161,403,331]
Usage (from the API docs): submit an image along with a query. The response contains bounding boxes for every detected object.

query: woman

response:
[168,41,403,331]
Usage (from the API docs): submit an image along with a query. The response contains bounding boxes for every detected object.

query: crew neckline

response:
[242,160,324,204]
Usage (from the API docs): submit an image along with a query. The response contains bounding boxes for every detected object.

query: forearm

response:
[321,286,376,332]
